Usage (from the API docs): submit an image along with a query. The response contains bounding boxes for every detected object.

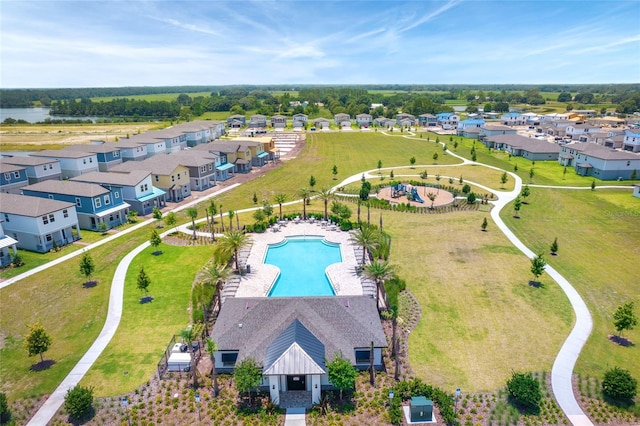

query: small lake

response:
[0,108,101,123]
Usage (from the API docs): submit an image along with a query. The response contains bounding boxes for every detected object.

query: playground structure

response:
[381,183,455,208]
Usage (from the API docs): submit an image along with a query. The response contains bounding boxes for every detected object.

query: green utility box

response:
[410,396,433,422]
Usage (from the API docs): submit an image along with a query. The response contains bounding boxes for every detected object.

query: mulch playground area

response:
[377,184,455,208]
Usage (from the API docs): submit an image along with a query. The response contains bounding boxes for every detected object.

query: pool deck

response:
[234,219,365,297]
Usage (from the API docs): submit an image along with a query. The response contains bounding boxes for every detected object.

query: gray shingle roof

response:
[211,296,386,366]
[70,170,150,186]
[565,142,640,160]
[23,180,109,197]
[31,149,96,159]
[485,134,561,153]
[0,193,74,217]
[263,319,326,375]
[65,144,120,154]
[0,162,25,173]
[1,156,58,166]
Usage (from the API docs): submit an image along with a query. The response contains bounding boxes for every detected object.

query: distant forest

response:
[1,84,639,119]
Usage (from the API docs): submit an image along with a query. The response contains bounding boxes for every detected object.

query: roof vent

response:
[238,323,243,328]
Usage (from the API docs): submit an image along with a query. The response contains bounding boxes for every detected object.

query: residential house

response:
[112,156,191,202]
[270,115,287,129]
[173,121,215,147]
[227,114,246,128]
[108,139,148,161]
[171,150,219,191]
[71,171,166,216]
[374,117,395,128]
[622,130,640,153]
[395,113,416,127]
[123,134,166,157]
[522,112,540,125]
[65,142,123,171]
[1,156,62,184]
[313,118,331,130]
[436,112,459,128]
[565,123,601,141]
[243,136,279,162]
[292,114,308,126]
[500,112,527,126]
[570,109,597,119]
[458,127,481,139]
[457,119,485,131]
[148,128,188,153]
[587,132,625,149]
[0,221,18,266]
[192,145,235,181]
[418,114,438,127]
[334,113,351,127]
[355,113,372,128]
[478,124,517,141]
[540,113,570,122]
[22,180,130,231]
[249,115,268,131]
[30,149,99,179]
[541,120,573,138]
[0,162,29,194]
[210,296,386,408]
[0,193,81,253]
[209,141,253,173]
[558,143,640,180]
[483,134,561,161]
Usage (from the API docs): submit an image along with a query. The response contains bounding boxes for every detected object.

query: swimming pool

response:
[265,236,341,297]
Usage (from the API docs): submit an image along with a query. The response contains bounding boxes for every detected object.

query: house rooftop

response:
[0,162,25,173]
[111,154,182,175]
[0,193,74,217]
[564,143,640,160]
[71,170,150,186]
[65,143,120,154]
[23,180,109,197]
[31,149,96,159]
[0,156,58,166]
[486,134,561,153]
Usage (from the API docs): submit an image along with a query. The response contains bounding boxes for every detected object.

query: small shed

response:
[410,396,433,422]
[167,353,191,372]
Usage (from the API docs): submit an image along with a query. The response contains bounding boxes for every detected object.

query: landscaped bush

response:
[506,372,541,413]
[64,385,94,420]
[602,367,637,402]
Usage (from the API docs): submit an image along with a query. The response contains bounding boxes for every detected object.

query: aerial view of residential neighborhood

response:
[1,1,639,425]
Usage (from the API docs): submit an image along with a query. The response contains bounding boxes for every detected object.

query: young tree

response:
[127,210,138,223]
[419,170,428,180]
[64,385,94,420]
[252,192,258,205]
[234,357,262,404]
[500,172,508,187]
[471,151,477,162]
[309,175,316,190]
[206,338,220,397]
[459,175,464,185]
[529,167,535,182]
[481,217,488,231]
[521,184,531,202]
[152,206,163,221]
[252,209,266,223]
[513,196,522,217]
[332,164,338,180]
[377,159,382,174]
[562,166,567,180]
[79,251,95,284]
[462,184,471,194]
[432,152,439,162]
[273,193,288,220]
[453,140,458,150]
[0,392,8,422]
[164,211,177,232]
[326,352,357,400]
[514,164,519,172]
[591,180,596,191]
[409,156,416,168]
[97,221,108,235]
[262,200,274,220]
[613,302,638,337]
[435,174,441,182]
[506,372,542,413]
[137,266,151,295]
[186,207,198,239]
[427,192,436,209]
[390,170,394,179]
[467,193,476,204]
[530,253,546,283]
[550,237,558,255]
[602,367,637,401]
[150,229,162,253]
[25,322,52,363]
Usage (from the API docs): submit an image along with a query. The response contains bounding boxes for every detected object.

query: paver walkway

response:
[284,407,306,426]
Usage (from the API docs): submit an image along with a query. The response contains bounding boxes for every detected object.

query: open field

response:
[0,122,161,150]
[501,187,640,381]
[90,91,213,102]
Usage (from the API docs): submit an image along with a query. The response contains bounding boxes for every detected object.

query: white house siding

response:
[2,207,80,253]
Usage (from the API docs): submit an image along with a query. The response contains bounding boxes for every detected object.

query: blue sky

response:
[1,0,639,88]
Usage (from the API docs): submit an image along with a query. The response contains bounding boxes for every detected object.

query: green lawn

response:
[501,187,640,381]
[81,243,212,396]
[90,92,212,102]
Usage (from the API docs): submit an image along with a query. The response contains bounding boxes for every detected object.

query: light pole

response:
[454,388,461,415]
[121,397,131,426]
[195,393,201,422]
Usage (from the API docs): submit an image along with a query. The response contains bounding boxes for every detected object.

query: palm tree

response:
[273,193,288,220]
[389,304,401,380]
[363,260,395,310]
[317,187,333,221]
[297,188,310,219]
[350,224,379,265]
[181,326,198,387]
[207,200,217,241]
[186,207,198,239]
[228,210,235,230]
[219,229,250,272]
[206,260,229,316]
[206,338,220,397]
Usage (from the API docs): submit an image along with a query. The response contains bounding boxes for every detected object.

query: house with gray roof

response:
[270,115,287,129]
[71,170,166,216]
[171,150,219,191]
[173,120,226,147]
[1,156,62,184]
[147,128,188,153]
[334,113,351,128]
[65,142,123,171]
[0,221,18,266]
[210,296,386,408]
[478,124,517,141]
[558,143,640,180]
[0,162,29,194]
[30,149,99,179]
[22,180,130,230]
[483,134,561,161]
[123,134,167,157]
[112,156,191,202]
[355,113,372,128]
[227,114,246,128]
[108,139,148,161]
[0,192,81,253]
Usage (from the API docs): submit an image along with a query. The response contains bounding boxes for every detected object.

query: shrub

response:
[64,385,94,419]
[0,392,8,422]
[602,367,637,401]
[506,372,541,413]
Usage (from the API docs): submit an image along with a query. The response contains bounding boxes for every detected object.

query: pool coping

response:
[234,220,364,297]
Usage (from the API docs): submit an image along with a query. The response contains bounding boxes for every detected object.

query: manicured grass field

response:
[81,243,212,396]
[501,187,640,381]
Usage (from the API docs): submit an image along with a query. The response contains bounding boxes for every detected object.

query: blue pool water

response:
[266,237,341,297]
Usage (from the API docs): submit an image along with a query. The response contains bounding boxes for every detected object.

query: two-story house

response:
[71,171,166,216]
[148,128,188,153]
[418,114,438,127]
[226,114,246,129]
[110,139,148,161]
[334,113,351,128]
[565,123,602,141]
[193,145,235,181]
[436,112,459,129]
[622,130,640,153]
[500,112,527,126]
[395,113,416,127]
[210,141,253,173]
[0,162,29,194]
[30,149,99,179]
[65,142,123,171]
[249,114,268,131]
[124,134,167,157]
[313,118,331,130]
[22,180,130,230]
[0,220,19,266]
[173,120,225,147]
[478,124,517,141]
[112,156,191,203]
[558,143,640,179]
[292,114,308,126]
[270,115,287,129]
[172,150,219,191]
[1,156,62,184]
[0,193,81,253]
[355,113,373,128]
